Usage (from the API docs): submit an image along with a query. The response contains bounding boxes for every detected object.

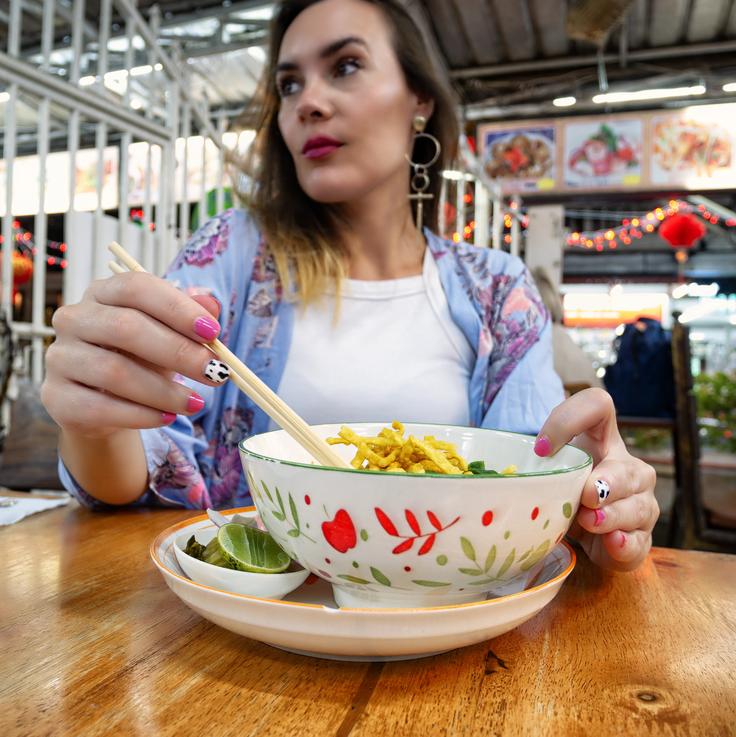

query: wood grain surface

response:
[2,499,735,737]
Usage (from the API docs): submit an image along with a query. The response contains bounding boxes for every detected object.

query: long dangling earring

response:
[407,115,441,231]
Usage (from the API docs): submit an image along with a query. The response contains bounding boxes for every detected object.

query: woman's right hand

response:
[42,271,230,439]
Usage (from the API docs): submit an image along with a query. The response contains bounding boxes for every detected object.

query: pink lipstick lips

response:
[302,136,343,159]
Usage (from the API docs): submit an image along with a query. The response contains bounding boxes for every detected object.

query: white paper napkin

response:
[0,495,70,525]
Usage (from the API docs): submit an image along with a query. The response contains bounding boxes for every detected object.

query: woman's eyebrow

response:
[276,36,368,73]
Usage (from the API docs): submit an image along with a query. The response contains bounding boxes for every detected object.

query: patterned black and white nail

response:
[595,479,610,501]
[204,359,230,384]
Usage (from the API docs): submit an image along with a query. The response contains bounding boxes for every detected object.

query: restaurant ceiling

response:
[6,0,736,117]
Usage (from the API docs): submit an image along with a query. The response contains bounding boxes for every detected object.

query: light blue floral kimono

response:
[61,209,564,509]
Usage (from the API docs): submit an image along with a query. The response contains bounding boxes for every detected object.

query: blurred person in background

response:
[532,268,602,393]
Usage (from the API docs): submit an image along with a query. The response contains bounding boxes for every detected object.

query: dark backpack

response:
[604,317,676,418]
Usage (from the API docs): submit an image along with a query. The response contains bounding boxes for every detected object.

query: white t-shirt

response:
[272,248,475,429]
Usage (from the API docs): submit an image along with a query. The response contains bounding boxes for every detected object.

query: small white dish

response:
[152,508,577,661]
[173,513,309,599]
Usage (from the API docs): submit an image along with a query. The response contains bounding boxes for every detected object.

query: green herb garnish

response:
[468,460,501,476]
[184,535,206,560]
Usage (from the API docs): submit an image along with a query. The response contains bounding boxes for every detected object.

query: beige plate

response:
[151,508,576,662]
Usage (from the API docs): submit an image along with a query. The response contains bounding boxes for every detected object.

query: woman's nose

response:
[296,77,333,121]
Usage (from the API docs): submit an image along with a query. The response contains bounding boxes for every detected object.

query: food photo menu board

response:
[650,105,735,188]
[480,124,557,193]
[477,102,736,194]
[563,118,643,189]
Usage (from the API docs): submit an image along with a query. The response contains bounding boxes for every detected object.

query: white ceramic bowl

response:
[174,525,309,599]
[239,423,591,609]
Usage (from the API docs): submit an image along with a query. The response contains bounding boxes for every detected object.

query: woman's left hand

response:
[535,388,659,571]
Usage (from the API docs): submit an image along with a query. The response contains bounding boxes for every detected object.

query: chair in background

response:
[614,315,736,553]
[0,312,63,491]
[667,318,736,553]
[0,311,14,451]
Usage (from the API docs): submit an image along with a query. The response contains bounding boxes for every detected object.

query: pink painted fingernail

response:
[534,435,552,457]
[193,315,220,342]
[594,508,606,527]
[161,412,177,425]
[618,532,627,548]
[186,392,205,413]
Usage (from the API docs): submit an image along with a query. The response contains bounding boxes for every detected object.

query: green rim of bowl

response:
[239,423,593,480]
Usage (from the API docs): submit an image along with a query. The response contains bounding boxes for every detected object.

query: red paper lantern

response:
[13,252,33,285]
[0,251,34,286]
[658,213,706,250]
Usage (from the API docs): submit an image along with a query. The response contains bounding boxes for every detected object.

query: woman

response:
[42,0,658,572]
[532,267,603,391]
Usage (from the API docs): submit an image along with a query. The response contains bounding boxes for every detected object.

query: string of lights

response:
[567,200,736,251]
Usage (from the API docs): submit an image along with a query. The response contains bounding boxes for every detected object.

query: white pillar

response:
[491,197,503,250]
[510,198,521,259]
[473,180,489,248]
[525,205,565,287]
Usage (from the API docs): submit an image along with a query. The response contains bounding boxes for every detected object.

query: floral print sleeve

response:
[480,265,549,407]
[477,262,564,433]
[58,209,264,510]
[426,231,563,434]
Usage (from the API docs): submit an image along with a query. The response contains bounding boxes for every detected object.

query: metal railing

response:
[0,0,233,385]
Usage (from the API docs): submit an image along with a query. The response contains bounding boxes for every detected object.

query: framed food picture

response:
[74,146,119,211]
[650,104,735,189]
[563,118,643,189]
[478,124,557,193]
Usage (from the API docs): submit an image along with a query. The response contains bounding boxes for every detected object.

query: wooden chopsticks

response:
[107,242,349,469]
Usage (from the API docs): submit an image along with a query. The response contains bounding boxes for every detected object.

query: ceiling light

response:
[0,92,9,103]
[79,75,96,86]
[723,82,736,92]
[688,282,720,298]
[593,85,706,104]
[130,64,153,77]
[442,170,473,181]
[672,284,689,299]
[553,96,576,107]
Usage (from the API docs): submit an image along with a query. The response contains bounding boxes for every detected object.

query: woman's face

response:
[276,0,432,205]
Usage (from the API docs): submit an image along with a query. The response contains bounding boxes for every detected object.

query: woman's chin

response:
[302,184,362,205]
[299,171,369,205]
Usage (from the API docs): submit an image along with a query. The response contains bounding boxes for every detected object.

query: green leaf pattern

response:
[484,545,497,573]
[460,537,476,561]
[497,549,516,578]
[288,493,300,529]
[520,540,551,571]
[338,574,370,585]
[249,477,562,592]
[255,479,314,542]
[370,567,392,587]
[412,579,451,587]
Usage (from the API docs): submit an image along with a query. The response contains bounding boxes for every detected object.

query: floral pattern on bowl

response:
[239,423,591,608]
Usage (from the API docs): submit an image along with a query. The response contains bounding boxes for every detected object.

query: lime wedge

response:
[202,523,291,573]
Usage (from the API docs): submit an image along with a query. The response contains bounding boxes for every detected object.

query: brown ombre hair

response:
[239,0,458,303]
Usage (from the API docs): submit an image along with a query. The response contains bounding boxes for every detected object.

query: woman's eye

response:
[278,78,300,97]
[335,58,361,77]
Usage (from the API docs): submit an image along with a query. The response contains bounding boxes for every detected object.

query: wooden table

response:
[2,499,735,737]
